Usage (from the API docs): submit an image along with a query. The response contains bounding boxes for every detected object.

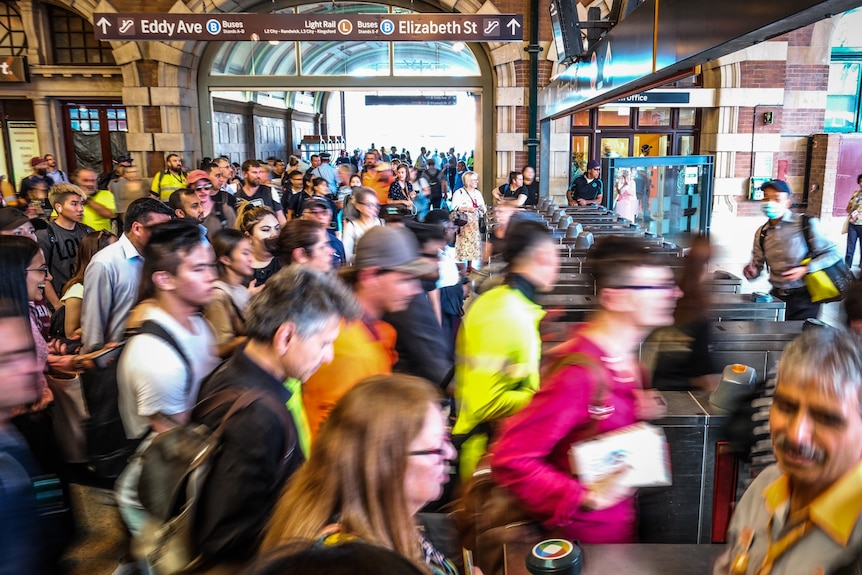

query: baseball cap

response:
[30,156,48,167]
[320,152,331,160]
[353,226,437,277]
[760,179,791,195]
[587,160,601,170]
[641,144,653,153]
[0,208,30,232]
[116,154,133,164]
[186,169,213,187]
[305,197,332,212]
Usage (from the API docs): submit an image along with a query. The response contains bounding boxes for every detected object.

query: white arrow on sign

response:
[507,18,521,35]
[96,17,112,34]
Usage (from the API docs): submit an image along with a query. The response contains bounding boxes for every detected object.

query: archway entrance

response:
[196,1,494,186]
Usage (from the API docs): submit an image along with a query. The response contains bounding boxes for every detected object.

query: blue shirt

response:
[81,233,143,351]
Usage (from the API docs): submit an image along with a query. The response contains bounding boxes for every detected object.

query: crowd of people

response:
[3,146,862,575]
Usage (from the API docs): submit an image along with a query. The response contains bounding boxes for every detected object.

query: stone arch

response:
[84,0,541,181]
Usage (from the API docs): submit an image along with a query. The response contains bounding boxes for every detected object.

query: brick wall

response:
[781,108,826,135]
[738,61,786,89]
[784,65,830,91]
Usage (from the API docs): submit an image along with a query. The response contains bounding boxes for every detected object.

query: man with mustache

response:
[714,328,862,574]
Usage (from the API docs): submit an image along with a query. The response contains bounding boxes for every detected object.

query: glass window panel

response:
[828,62,860,95]
[678,108,696,127]
[118,110,126,120]
[601,137,629,158]
[678,135,695,156]
[297,2,387,13]
[88,110,99,120]
[598,106,631,127]
[0,2,27,57]
[108,120,117,131]
[118,121,127,131]
[91,121,100,130]
[80,121,90,131]
[572,109,590,127]
[571,136,590,180]
[638,107,670,126]
[825,94,858,132]
[49,5,114,65]
[107,110,116,119]
[69,109,79,119]
[70,120,80,131]
[301,41,388,76]
[393,42,480,76]
[211,41,297,75]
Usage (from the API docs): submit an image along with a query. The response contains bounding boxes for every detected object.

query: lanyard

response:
[731,509,812,575]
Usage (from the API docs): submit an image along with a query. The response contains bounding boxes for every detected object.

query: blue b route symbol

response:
[380,19,395,35]
[206,19,222,35]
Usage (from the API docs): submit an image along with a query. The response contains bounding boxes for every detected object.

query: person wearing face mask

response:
[743,179,841,321]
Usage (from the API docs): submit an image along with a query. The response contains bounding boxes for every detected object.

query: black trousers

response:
[771,287,821,321]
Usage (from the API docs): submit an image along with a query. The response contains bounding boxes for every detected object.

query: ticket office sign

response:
[93,13,524,42]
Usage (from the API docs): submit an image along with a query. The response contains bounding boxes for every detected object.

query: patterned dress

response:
[452,187,485,262]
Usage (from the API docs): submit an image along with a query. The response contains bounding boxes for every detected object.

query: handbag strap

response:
[542,352,612,436]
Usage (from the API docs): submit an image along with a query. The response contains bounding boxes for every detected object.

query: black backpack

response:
[80,320,192,481]
[136,386,296,573]
[423,168,443,202]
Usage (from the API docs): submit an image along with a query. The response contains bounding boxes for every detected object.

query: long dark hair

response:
[211,228,248,277]
[674,234,713,325]
[0,235,40,314]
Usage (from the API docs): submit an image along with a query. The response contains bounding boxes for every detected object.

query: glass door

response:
[62,103,128,173]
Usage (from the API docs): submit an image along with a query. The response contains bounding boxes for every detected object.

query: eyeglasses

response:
[357,202,379,208]
[610,283,678,291]
[194,184,214,191]
[408,448,447,457]
[27,266,49,276]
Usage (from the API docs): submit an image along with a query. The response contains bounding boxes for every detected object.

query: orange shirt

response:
[362,170,394,205]
[302,318,397,440]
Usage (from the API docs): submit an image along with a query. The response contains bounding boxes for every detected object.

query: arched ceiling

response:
[209,1,480,77]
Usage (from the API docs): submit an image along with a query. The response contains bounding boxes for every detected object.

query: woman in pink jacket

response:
[491,236,680,543]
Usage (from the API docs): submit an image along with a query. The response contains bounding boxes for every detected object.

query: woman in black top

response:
[388,164,414,211]
[237,204,281,286]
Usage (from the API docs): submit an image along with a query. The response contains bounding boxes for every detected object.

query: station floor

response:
[60,211,845,574]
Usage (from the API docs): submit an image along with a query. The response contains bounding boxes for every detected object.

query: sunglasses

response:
[194,184,214,191]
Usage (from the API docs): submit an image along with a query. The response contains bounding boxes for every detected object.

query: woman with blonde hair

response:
[451,170,486,272]
[261,375,461,575]
[236,203,281,285]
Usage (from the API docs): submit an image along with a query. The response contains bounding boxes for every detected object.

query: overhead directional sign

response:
[92,13,523,42]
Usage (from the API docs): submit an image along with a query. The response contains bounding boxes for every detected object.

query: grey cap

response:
[354,226,437,277]
[0,208,30,232]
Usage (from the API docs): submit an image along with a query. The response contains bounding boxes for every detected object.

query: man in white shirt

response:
[115,218,220,538]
